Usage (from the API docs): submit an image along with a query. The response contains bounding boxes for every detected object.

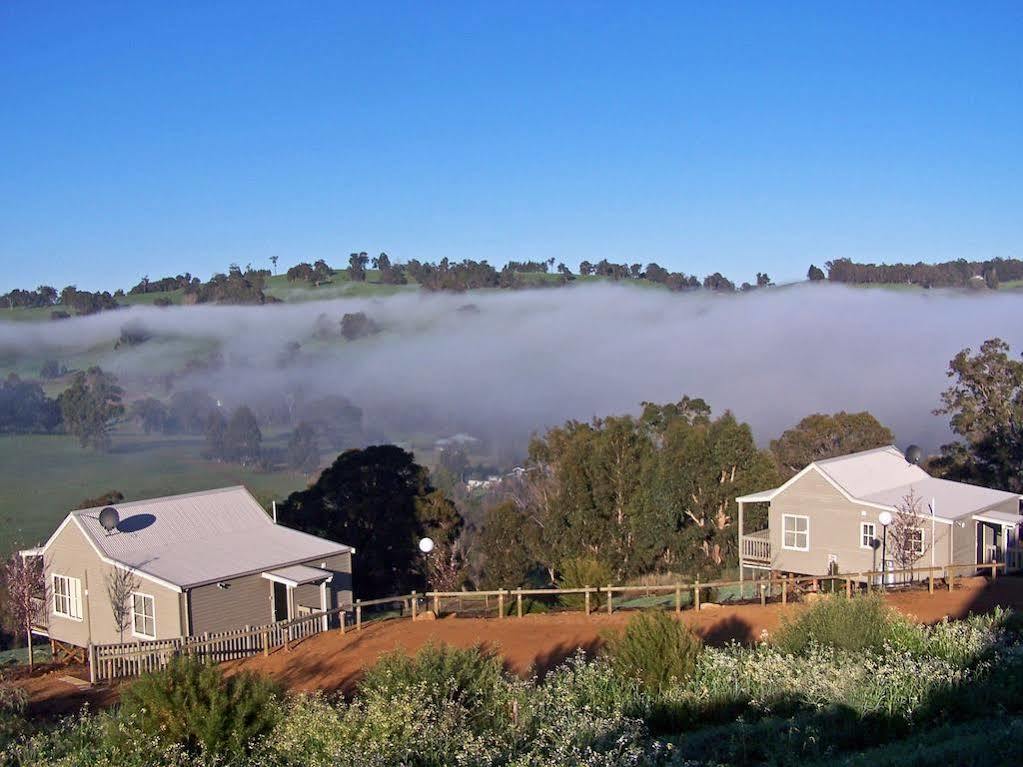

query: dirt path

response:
[16,575,1023,713]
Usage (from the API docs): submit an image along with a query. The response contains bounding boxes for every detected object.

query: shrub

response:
[115,655,279,760]
[605,611,702,694]
[0,679,28,747]
[358,643,509,729]
[558,557,613,610]
[773,593,905,654]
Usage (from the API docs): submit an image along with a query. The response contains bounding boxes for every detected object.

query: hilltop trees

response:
[807,264,826,281]
[770,412,895,478]
[932,338,1023,491]
[58,367,124,450]
[347,252,369,282]
[278,446,462,597]
[824,257,1023,288]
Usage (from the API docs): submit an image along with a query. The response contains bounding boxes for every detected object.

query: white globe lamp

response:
[878,511,893,526]
[418,537,435,554]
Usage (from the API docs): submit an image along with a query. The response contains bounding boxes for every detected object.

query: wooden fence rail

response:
[87,561,1009,683]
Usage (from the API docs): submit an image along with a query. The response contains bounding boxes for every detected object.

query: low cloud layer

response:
[3,283,1021,453]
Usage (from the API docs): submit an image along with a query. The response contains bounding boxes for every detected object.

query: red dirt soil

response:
[16,576,1023,714]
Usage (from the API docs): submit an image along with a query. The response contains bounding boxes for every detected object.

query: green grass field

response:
[0,431,310,555]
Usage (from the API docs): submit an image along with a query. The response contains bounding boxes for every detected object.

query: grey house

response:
[737,446,1022,582]
[22,487,353,649]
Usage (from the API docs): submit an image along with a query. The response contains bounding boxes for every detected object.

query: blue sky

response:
[2,2,1020,291]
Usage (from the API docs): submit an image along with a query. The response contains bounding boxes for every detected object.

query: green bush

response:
[773,593,906,654]
[0,679,28,747]
[558,556,613,610]
[605,610,702,694]
[116,655,280,760]
[358,643,509,729]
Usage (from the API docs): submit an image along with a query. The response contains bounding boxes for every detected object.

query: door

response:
[273,582,289,622]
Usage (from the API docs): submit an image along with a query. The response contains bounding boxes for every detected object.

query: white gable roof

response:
[738,446,1021,523]
[48,487,352,590]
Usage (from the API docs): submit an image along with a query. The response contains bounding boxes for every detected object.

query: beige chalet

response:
[737,446,1022,583]
[21,487,353,649]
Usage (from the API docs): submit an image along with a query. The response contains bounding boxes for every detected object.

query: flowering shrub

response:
[2,609,1020,767]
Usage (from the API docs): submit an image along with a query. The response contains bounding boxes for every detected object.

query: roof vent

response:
[98,506,120,535]
[905,445,923,465]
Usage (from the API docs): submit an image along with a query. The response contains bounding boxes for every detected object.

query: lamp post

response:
[878,511,893,588]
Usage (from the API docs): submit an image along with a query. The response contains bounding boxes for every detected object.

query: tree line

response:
[818,257,1023,289]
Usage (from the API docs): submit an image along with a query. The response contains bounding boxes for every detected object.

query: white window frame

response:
[131,592,156,640]
[903,528,925,556]
[782,514,810,551]
[52,574,82,621]
[860,522,876,550]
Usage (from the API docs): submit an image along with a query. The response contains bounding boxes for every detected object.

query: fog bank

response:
[3,283,1021,453]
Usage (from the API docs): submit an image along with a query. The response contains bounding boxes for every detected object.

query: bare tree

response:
[105,567,140,643]
[889,488,932,580]
[424,540,467,593]
[1,554,47,670]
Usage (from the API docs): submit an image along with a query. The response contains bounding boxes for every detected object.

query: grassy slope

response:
[0,431,309,553]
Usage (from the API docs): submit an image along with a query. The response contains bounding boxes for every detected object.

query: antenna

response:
[272,500,277,523]
[98,506,120,535]
[905,445,923,465]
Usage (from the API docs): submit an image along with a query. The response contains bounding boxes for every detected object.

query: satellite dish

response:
[905,445,923,465]
[418,537,435,554]
[878,511,893,527]
[98,506,120,534]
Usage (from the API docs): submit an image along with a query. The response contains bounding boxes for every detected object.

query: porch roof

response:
[261,564,333,587]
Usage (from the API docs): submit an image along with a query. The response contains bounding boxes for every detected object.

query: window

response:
[903,528,924,556]
[52,574,82,620]
[860,522,876,549]
[132,592,156,639]
[782,514,810,551]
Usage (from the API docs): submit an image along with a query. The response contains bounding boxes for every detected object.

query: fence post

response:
[87,643,97,684]
[694,577,701,611]
[584,586,591,616]
[339,611,346,634]
[992,563,998,580]
[516,589,523,618]
[928,573,934,594]
[759,582,766,606]
[411,591,418,621]
[262,626,270,656]
[356,600,362,631]
[674,585,682,614]
[497,590,505,619]
[948,566,955,592]
[845,578,851,598]
[781,576,787,606]
[433,592,440,617]
[606,584,613,615]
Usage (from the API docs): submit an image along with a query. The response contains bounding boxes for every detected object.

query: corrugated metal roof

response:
[72,487,351,588]
[737,446,1021,522]
[861,476,1019,521]
[815,446,931,497]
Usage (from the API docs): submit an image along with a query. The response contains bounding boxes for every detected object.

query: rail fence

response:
[87,560,1008,683]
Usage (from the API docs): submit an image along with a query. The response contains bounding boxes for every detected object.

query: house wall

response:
[43,520,182,647]
[187,550,353,635]
[766,469,953,577]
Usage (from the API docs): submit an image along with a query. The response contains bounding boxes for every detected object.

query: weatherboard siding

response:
[43,521,182,646]
[767,469,952,577]
[189,573,272,634]
[187,551,352,634]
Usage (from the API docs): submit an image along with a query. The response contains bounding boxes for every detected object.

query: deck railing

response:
[741,530,771,562]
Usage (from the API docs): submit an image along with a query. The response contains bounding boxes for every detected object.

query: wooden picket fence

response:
[87,560,1009,683]
[89,604,345,683]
